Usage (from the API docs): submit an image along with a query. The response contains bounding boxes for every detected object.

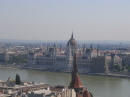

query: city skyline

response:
[0,0,130,41]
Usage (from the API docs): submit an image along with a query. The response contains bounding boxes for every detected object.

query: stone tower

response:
[70,53,92,97]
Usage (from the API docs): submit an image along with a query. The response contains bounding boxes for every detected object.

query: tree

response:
[15,74,21,85]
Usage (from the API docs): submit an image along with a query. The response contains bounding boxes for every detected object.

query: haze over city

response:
[0,0,130,41]
[1,1,130,97]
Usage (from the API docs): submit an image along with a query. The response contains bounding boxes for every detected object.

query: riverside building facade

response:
[26,33,109,73]
[26,33,123,73]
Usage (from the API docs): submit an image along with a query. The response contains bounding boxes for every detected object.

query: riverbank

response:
[0,66,130,97]
[87,73,130,79]
[0,65,130,79]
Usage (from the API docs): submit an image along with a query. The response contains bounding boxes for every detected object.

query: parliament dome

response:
[67,33,77,47]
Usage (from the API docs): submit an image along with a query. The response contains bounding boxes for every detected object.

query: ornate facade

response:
[66,33,77,71]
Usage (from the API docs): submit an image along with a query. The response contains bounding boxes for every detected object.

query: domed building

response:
[67,33,77,56]
[66,33,77,71]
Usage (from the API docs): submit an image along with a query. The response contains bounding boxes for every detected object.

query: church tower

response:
[70,53,92,97]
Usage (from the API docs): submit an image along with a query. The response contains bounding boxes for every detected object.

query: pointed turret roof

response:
[71,32,74,39]
[70,53,83,88]
[67,32,77,46]
[70,53,92,97]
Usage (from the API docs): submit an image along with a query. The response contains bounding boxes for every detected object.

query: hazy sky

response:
[0,0,130,41]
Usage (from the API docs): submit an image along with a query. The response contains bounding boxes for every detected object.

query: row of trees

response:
[8,55,28,64]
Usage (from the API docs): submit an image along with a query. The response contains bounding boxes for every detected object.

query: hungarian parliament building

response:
[27,33,122,73]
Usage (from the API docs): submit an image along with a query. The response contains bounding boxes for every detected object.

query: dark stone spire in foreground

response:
[70,53,83,88]
[71,32,74,39]
[70,53,92,97]
[72,53,78,74]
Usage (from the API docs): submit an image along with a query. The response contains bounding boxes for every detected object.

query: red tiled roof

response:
[83,90,91,97]
[74,74,83,88]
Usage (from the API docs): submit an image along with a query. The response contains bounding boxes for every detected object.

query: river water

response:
[0,68,130,97]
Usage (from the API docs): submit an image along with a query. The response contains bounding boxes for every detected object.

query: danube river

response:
[0,68,130,97]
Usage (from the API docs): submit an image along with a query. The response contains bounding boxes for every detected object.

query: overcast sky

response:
[0,0,130,41]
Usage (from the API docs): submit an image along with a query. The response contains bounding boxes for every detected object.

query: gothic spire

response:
[70,53,83,88]
[73,53,78,74]
[71,32,74,39]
